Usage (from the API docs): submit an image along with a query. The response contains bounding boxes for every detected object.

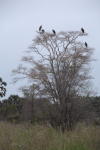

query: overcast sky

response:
[0,0,100,100]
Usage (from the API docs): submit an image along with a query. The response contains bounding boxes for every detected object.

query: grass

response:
[0,121,100,150]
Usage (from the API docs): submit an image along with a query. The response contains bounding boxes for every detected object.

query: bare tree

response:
[12,30,95,132]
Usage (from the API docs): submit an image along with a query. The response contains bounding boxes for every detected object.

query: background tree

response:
[0,78,7,97]
[0,95,25,122]
[12,30,95,132]
[8,95,20,105]
[19,84,53,124]
[92,96,100,117]
[2,99,8,107]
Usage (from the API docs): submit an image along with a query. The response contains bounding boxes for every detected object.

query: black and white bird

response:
[52,29,56,35]
[39,25,42,31]
[81,28,84,33]
[41,29,45,33]
[85,42,88,47]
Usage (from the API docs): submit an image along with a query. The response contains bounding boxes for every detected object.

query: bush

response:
[7,114,20,124]
[93,117,100,126]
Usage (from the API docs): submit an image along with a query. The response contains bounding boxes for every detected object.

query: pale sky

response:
[0,0,100,100]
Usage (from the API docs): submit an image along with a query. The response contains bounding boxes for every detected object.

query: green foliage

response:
[40,110,47,118]
[31,117,39,125]
[0,77,7,97]
[2,99,8,107]
[0,101,2,108]
[0,107,6,114]
[92,96,100,113]
[6,104,17,114]
[7,114,20,124]
[8,95,20,105]
[44,101,52,105]
[93,117,100,126]
[0,104,17,118]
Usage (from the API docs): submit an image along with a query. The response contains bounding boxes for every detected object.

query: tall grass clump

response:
[0,121,100,150]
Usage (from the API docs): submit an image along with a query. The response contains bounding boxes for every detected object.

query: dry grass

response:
[0,121,100,150]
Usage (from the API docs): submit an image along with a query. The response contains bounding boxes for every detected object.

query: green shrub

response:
[93,117,100,126]
[7,114,20,124]
[31,117,39,125]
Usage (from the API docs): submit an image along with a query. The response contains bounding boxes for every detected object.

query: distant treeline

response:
[0,95,100,130]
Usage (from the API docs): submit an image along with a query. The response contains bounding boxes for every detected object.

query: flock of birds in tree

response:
[39,26,87,48]
[39,25,56,35]
[81,28,88,48]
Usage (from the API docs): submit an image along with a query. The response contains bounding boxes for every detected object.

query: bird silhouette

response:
[39,25,42,31]
[85,42,88,47]
[52,30,56,35]
[41,29,44,33]
[81,28,84,33]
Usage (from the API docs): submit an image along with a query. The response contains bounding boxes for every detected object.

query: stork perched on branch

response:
[41,29,45,33]
[81,28,84,33]
[85,42,88,47]
[52,29,56,35]
[39,25,42,31]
